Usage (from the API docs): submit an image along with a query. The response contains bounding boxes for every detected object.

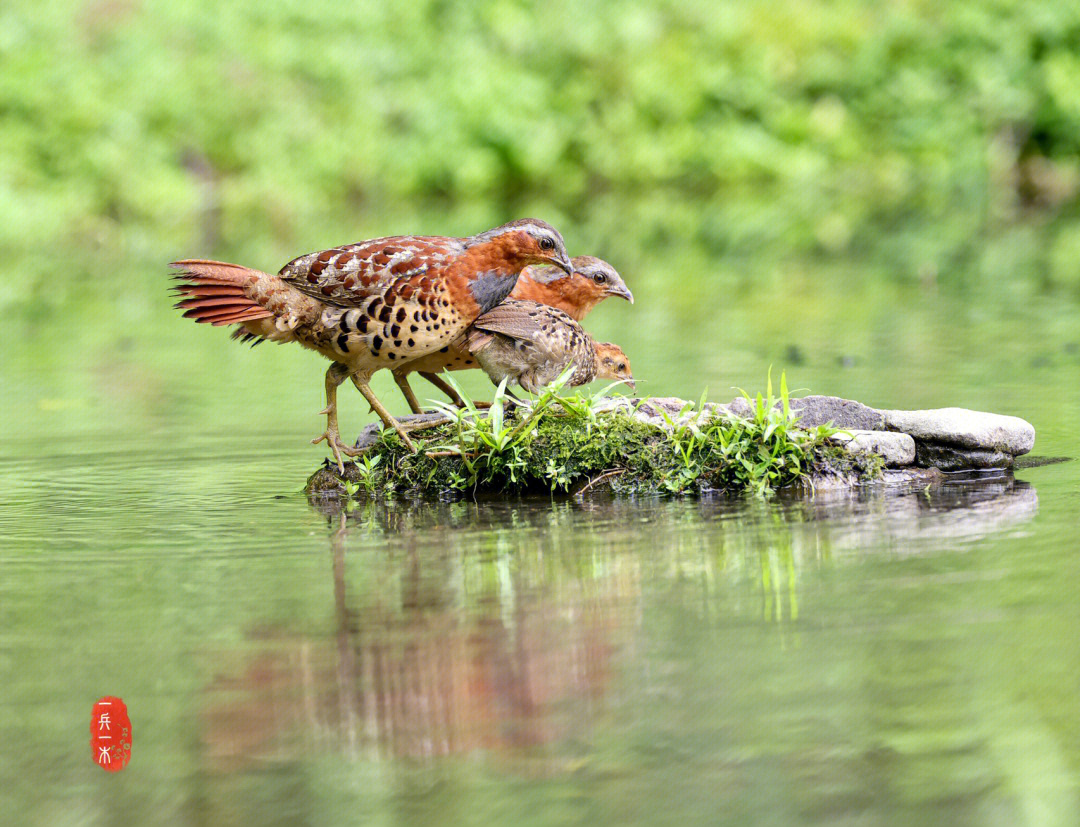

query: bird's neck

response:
[459,238,530,275]
[458,241,530,313]
[513,275,600,322]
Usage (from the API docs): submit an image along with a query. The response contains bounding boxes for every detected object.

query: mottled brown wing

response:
[279,235,467,308]
[469,300,583,361]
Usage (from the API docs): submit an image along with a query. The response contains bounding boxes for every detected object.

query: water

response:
[3,264,1080,826]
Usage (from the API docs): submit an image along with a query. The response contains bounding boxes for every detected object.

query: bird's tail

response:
[170,260,276,326]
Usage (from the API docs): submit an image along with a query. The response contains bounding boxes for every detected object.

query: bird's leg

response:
[420,372,467,408]
[392,370,425,415]
[350,375,419,453]
[312,362,363,472]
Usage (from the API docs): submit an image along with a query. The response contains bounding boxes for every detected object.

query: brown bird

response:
[465,299,634,395]
[391,256,633,412]
[171,219,573,469]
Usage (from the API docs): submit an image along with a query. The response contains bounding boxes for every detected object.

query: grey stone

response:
[725,395,886,430]
[829,429,915,467]
[915,441,1014,471]
[353,412,451,450]
[882,408,1035,455]
[788,396,887,430]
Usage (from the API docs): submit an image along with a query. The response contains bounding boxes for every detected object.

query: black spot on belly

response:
[389,324,400,338]
[379,306,392,323]
[396,307,406,323]
[358,316,368,333]
[410,324,418,333]
[337,333,350,353]
[393,340,402,348]
[407,338,415,347]
[388,352,396,360]
[372,335,383,351]
[439,346,449,353]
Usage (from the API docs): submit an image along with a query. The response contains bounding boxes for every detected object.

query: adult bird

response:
[391,256,633,412]
[465,299,634,395]
[171,219,573,469]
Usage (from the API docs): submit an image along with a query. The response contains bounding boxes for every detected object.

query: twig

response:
[575,468,626,497]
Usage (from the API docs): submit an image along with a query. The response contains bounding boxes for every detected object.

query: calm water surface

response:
[2,274,1080,826]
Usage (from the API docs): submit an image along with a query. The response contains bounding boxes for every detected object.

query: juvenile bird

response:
[392,256,633,412]
[171,219,573,469]
[465,299,634,395]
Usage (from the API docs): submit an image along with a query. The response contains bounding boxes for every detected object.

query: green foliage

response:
[7,0,1080,315]
[312,372,842,499]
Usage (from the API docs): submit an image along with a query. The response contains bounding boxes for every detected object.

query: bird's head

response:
[469,218,573,274]
[569,256,634,305]
[519,256,633,319]
[594,342,635,392]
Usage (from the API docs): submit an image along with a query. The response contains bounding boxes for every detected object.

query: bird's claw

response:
[312,429,362,473]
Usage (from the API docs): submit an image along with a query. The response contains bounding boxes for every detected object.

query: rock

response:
[788,396,887,430]
[881,408,1035,455]
[829,429,915,467]
[353,412,451,450]
[725,395,886,430]
[914,442,1014,471]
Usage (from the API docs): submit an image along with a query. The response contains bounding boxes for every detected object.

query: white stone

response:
[881,408,1035,455]
[829,429,916,467]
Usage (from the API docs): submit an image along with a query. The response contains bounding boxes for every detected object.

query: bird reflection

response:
[201,507,630,769]
[200,473,1037,769]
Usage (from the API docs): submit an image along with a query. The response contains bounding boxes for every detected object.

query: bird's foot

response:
[312,428,363,473]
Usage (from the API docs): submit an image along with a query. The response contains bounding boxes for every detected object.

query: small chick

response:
[465,300,634,394]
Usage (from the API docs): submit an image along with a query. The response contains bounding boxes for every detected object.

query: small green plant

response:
[352,454,382,497]
[308,371,847,499]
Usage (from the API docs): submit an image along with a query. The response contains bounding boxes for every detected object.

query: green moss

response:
[306,373,862,501]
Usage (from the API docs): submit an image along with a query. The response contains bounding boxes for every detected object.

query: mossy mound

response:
[305,389,879,501]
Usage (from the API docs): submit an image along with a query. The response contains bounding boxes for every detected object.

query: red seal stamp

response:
[91,696,131,771]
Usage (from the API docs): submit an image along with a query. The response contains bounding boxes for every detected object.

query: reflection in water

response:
[203,512,631,768]
[201,476,1037,770]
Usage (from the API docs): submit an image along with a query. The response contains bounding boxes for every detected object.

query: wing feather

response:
[468,300,578,362]
[279,236,466,308]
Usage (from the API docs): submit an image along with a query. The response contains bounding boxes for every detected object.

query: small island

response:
[306,381,1037,500]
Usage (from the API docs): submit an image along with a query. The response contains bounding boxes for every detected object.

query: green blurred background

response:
[7,0,1080,311]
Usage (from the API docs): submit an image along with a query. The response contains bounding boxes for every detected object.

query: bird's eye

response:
[593,273,607,284]
[618,363,626,371]
[539,237,555,251]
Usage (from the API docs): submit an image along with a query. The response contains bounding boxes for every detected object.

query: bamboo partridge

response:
[171,219,573,469]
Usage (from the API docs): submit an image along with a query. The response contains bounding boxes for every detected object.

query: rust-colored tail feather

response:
[170,259,274,327]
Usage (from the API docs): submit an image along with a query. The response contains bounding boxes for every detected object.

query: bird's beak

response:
[624,378,636,392]
[610,284,634,304]
[555,253,574,275]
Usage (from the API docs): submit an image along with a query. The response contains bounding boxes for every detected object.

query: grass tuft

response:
[309,372,850,500]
